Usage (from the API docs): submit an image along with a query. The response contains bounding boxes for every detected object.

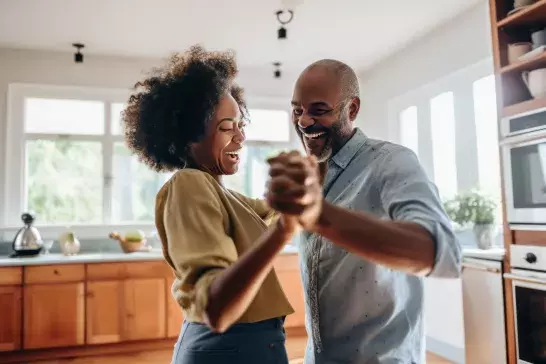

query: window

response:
[4,85,296,233]
[430,91,458,200]
[473,75,502,220]
[224,109,293,198]
[399,106,419,156]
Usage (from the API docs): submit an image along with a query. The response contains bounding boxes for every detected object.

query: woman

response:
[122,45,319,363]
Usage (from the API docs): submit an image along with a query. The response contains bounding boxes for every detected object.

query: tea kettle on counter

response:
[11,212,43,257]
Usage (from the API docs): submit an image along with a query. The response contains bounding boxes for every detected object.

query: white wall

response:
[356,2,494,363]
[356,1,492,141]
[0,47,297,227]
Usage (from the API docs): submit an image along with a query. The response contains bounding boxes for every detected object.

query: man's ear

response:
[348,97,360,121]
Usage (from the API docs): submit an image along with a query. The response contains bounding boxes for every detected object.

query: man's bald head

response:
[301,59,360,100]
[291,59,361,162]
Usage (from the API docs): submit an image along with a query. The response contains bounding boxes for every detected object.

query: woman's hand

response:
[266,151,323,231]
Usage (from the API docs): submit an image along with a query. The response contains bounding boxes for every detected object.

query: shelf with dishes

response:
[497,0,546,28]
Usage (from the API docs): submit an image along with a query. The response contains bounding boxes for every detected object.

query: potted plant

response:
[443,190,497,249]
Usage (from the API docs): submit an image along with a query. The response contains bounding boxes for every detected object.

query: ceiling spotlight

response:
[273,62,282,78]
[276,10,294,40]
[72,43,85,63]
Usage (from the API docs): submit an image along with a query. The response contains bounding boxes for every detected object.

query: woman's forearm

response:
[204,219,293,332]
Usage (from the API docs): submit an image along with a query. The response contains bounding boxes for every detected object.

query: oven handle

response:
[504,273,546,285]
[462,262,501,273]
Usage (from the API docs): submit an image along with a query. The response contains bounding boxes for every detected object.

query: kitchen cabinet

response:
[166,276,184,338]
[0,286,22,352]
[0,254,303,362]
[122,278,166,341]
[0,267,22,353]
[86,280,123,344]
[275,254,305,329]
[462,257,507,364]
[23,282,85,349]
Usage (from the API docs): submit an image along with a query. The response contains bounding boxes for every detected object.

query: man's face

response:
[291,68,358,162]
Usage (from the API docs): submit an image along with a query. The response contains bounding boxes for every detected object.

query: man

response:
[266,60,461,364]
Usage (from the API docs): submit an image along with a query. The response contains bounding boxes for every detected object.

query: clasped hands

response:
[265,151,324,235]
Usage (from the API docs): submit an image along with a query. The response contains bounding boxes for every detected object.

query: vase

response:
[59,231,81,256]
[473,224,495,250]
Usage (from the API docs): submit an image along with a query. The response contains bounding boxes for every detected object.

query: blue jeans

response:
[172,317,289,364]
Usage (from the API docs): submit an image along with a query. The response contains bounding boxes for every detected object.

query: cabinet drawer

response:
[87,263,126,281]
[0,267,22,285]
[87,261,171,281]
[125,261,171,278]
[24,264,85,284]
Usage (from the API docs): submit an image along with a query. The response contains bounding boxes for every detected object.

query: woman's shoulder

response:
[157,169,222,202]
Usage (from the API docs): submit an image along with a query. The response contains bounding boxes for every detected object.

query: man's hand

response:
[266,151,323,230]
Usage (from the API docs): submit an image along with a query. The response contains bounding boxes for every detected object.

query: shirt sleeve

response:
[160,172,238,320]
[377,146,462,278]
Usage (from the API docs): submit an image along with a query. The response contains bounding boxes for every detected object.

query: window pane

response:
[430,92,458,199]
[224,146,290,198]
[399,106,419,156]
[25,98,104,135]
[111,103,126,135]
[473,75,502,220]
[26,140,103,224]
[246,109,290,142]
[111,143,173,222]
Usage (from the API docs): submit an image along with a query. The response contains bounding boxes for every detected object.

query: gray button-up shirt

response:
[299,128,461,364]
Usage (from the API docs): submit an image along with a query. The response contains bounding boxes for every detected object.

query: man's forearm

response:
[313,202,435,276]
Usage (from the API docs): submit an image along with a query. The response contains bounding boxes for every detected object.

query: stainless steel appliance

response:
[11,212,43,257]
[462,257,507,364]
[501,108,546,226]
[505,245,546,364]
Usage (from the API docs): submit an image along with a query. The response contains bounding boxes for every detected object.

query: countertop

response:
[0,244,300,267]
[462,247,505,261]
[0,245,502,267]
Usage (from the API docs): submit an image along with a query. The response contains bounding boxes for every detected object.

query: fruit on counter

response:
[125,229,146,242]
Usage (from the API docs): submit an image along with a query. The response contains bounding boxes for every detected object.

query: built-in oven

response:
[506,245,546,364]
[501,108,546,226]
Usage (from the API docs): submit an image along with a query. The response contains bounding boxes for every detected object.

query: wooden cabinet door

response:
[166,277,184,338]
[0,286,22,351]
[122,278,166,341]
[23,283,85,349]
[274,255,306,329]
[86,281,123,344]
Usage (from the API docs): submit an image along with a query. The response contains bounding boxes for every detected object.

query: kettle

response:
[12,213,43,257]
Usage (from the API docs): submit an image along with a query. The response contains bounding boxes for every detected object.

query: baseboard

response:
[426,336,465,364]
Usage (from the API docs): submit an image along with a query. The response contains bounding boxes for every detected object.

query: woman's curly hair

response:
[122,45,247,172]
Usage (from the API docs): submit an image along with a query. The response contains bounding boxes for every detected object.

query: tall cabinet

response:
[488,1,546,363]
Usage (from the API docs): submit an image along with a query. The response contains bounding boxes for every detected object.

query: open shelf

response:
[502,96,546,116]
[497,0,546,27]
[500,51,546,74]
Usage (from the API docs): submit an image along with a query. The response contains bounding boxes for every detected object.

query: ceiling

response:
[0,0,483,72]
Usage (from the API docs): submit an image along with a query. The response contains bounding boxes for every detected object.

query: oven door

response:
[503,136,546,225]
[505,270,546,364]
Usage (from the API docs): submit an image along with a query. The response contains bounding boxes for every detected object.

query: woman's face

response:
[190,93,245,175]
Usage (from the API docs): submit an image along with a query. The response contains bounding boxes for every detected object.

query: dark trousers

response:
[172,317,289,364]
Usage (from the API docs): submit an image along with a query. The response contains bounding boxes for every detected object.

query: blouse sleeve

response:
[158,171,238,321]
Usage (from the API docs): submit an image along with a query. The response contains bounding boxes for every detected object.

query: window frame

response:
[1,85,299,240]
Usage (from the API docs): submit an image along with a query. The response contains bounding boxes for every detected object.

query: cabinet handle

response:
[504,273,546,285]
[53,269,59,275]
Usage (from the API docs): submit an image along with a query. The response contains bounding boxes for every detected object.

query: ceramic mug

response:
[522,68,546,99]
[508,42,532,63]
[532,29,546,49]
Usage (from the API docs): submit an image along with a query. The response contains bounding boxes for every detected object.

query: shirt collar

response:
[329,127,367,169]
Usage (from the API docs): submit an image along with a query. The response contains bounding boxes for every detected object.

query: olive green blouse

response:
[155,169,294,323]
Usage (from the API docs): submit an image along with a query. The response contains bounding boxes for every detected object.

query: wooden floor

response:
[36,335,452,363]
